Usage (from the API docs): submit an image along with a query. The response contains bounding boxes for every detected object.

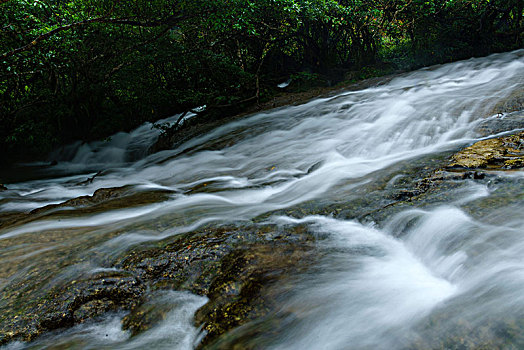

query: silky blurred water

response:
[1,50,523,349]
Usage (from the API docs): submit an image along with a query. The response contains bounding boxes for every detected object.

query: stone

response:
[448,131,524,170]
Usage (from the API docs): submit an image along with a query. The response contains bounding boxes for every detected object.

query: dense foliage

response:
[1,0,522,162]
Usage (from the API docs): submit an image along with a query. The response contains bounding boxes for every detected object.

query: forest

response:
[1,1,524,348]
[1,0,522,163]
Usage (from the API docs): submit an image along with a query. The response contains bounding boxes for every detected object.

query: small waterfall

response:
[0,50,523,349]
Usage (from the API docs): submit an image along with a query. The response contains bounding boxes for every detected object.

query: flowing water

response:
[1,50,523,349]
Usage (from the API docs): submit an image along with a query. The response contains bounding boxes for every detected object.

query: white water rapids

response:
[1,50,523,349]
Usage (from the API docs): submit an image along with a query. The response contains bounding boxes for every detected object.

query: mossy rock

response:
[449,131,524,170]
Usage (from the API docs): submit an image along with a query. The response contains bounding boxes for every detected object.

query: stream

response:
[1,50,523,349]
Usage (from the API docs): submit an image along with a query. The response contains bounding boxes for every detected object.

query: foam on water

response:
[5,291,207,350]
[0,50,523,349]
[261,216,458,349]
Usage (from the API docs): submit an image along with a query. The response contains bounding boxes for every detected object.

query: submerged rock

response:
[0,223,314,347]
[0,271,144,345]
[359,129,524,225]
[476,110,524,137]
[384,131,524,208]
[2,100,523,347]
[2,124,522,346]
[118,224,314,348]
[30,186,174,215]
[0,186,173,231]
[193,242,312,348]
[409,306,524,350]
[490,90,524,115]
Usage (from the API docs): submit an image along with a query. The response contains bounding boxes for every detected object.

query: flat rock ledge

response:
[449,131,524,170]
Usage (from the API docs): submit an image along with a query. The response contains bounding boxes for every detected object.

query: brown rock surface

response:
[449,131,524,169]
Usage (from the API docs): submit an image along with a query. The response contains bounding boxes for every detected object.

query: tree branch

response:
[1,14,187,59]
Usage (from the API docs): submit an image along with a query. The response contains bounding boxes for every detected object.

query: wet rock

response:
[361,126,524,226]
[490,90,524,115]
[7,224,302,345]
[3,115,522,348]
[122,299,170,336]
[28,185,173,217]
[388,130,524,207]
[462,171,486,179]
[0,184,6,191]
[118,227,244,295]
[116,224,314,347]
[193,242,312,348]
[476,110,524,137]
[448,131,524,170]
[119,111,524,347]
[73,298,117,321]
[389,170,465,202]
[0,186,173,231]
[30,186,132,215]
[0,271,144,345]
[409,308,524,350]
